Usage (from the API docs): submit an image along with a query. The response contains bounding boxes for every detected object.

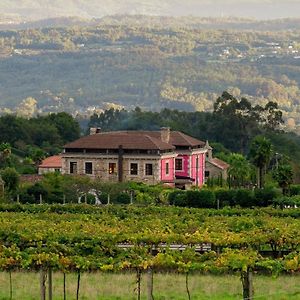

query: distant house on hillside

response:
[38,155,62,175]
[204,141,229,181]
[61,128,207,189]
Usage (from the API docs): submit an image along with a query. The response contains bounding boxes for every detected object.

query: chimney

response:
[161,127,170,144]
[90,127,101,135]
[205,140,213,160]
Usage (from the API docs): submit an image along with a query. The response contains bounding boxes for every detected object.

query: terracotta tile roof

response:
[103,131,205,148]
[64,132,175,151]
[148,131,205,147]
[209,158,230,170]
[39,155,62,168]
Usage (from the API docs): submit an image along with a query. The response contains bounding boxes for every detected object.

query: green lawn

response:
[0,272,300,300]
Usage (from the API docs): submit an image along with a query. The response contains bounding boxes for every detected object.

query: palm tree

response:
[249,136,273,188]
[273,163,293,195]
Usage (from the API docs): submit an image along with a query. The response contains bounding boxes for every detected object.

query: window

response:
[145,163,153,176]
[175,158,183,171]
[166,162,169,175]
[205,171,210,178]
[70,162,77,174]
[109,163,117,174]
[130,163,138,175]
[85,162,93,174]
[54,168,60,173]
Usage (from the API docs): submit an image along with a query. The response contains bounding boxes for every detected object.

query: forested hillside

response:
[1,16,300,131]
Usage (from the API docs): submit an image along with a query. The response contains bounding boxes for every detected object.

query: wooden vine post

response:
[63,273,67,300]
[40,270,47,300]
[185,272,191,300]
[241,268,254,300]
[147,268,154,300]
[76,271,81,300]
[9,271,12,300]
[136,268,141,300]
[48,268,53,300]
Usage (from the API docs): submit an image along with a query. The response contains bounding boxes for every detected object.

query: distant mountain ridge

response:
[2,15,300,31]
[1,0,300,21]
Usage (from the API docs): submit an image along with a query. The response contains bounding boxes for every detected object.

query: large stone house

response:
[61,128,207,188]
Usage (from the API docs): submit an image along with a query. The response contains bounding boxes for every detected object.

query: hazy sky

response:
[1,0,300,20]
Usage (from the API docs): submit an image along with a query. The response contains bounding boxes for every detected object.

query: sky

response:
[1,0,300,20]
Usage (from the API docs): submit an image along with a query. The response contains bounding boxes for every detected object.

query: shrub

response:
[289,185,300,196]
[1,167,20,192]
[273,196,297,209]
[19,192,36,204]
[27,183,49,203]
[234,189,255,207]
[98,192,109,205]
[168,190,187,206]
[186,190,216,208]
[46,191,64,204]
[86,193,96,205]
[215,189,237,207]
[113,192,131,204]
[254,188,278,207]
[135,192,155,205]
[158,189,172,205]
[173,193,188,207]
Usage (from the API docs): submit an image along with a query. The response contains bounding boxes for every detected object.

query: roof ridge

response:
[144,134,173,149]
[176,131,192,145]
[209,158,229,169]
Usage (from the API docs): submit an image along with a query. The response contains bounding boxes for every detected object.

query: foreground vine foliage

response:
[1,204,300,299]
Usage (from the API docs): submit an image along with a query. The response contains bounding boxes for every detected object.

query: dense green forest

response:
[0,112,80,173]
[1,16,300,132]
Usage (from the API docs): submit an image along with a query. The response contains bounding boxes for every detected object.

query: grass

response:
[0,272,300,300]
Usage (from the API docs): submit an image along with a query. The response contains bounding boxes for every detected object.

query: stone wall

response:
[61,154,162,185]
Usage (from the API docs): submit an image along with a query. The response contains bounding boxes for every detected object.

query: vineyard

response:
[1,204,300,299]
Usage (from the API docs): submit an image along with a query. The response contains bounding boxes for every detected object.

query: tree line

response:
[0,112,80,172]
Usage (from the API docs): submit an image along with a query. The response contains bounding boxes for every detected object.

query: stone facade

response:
[205,160,228,181]
[62,153,176,185]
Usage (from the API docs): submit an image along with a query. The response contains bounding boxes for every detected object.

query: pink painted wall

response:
[160,152,205,186]
[191,153,205,187]
[160,157,175,182]
[175,154,190,177]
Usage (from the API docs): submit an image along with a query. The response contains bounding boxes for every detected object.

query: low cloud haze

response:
[1,0,300,20]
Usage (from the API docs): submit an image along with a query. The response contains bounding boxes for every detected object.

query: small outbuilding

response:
[204,141,229,181]
[38,155,62,175]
